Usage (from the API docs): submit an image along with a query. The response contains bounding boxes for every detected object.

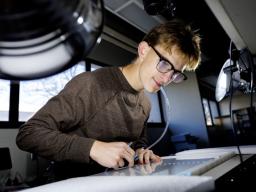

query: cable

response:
[239,48,255,135]
[131,87,170,162]
[247,49,255,132]
[146,87,171,150]
[229,42,243,162]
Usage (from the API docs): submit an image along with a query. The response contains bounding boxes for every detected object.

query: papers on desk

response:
[21,175,214,192]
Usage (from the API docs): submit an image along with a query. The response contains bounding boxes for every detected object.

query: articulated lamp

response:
[0,0,104,80]
[215,59,241,102]
[215,48,255,102]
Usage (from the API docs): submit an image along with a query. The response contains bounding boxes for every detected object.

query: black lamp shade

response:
[215,59,241,102]
[0,0,104,80]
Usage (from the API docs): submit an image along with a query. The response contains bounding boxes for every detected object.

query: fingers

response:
[120,148,134,167]
[151,154,161,162]
[137,149,162,164]
[144,150,151,164]
[138,151,144,164]
[112,142,135,169]
[125,144,135,157]
[90,141,137,169]
[118,158,125,167]
[138,161,158,175]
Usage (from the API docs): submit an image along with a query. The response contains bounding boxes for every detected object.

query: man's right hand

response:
[89,140,135,169]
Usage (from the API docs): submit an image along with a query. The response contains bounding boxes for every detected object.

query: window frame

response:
[201,97,220,127]
[0,59,165,129]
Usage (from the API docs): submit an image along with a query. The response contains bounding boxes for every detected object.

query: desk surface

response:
[203,154,251,179]
[22,146,256,192]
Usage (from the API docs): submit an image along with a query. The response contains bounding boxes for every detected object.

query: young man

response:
[16,19,201,179]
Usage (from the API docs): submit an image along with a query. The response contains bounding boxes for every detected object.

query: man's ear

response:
[138,41,150,60]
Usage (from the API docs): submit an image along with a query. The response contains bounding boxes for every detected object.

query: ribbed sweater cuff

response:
[69,137,95,163]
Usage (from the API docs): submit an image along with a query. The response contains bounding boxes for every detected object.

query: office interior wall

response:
[164,72,209,147]
[0,129,35,180]
[87,26,137,66]
[219,94,256,130]
[88,39,136,66]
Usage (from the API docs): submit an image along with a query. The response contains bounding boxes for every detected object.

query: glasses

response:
[150,46,187,83]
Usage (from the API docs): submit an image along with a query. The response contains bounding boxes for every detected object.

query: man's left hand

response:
[136,148,161,164]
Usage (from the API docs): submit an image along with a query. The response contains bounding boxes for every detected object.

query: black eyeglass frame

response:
[150,46,188,82]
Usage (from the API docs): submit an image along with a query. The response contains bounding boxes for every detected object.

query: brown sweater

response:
[16,67,151,165]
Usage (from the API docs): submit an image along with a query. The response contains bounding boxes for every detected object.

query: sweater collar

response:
[111,67,139,94]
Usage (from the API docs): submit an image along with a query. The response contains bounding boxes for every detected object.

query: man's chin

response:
[146,86,161,93]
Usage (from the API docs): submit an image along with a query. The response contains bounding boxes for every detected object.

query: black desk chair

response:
[0,147,12,170]
[0,147,29,191]
[0,147,12,189]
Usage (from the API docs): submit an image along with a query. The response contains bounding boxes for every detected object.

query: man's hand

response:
[138,160,163,175]
[90,140,135,169]
[136,148,161,164]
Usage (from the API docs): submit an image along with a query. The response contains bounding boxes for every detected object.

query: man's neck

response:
[120,63,143,92]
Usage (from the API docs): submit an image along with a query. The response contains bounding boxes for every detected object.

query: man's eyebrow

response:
[162,55,172,64]
[160,53,184,72]
[155,48,173,64]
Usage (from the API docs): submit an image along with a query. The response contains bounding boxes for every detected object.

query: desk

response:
[21,158,216,192]
[21,145,256,192]
[21,175,214,192]
[173,145,256,191]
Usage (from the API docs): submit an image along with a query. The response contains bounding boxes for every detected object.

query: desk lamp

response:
[215,47,255,162]
[0,0,104,80]
[215,48,254,102]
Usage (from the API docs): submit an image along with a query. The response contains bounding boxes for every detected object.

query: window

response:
[0,80,10,121]
[91,63,102,71]
[19,62,85,121]
[202,98,213,126]
[209,100,219,120]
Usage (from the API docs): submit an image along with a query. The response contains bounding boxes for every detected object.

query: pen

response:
[128,142,133,147]
[127,142,140,162]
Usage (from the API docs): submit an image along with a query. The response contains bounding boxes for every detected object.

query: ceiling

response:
[103,0,236,98]
[104,0,165,33]
[206,0,256,55]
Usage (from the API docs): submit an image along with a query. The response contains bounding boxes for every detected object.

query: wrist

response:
[90,140,100,160]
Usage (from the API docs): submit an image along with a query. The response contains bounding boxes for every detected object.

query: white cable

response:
[147,86,171,150]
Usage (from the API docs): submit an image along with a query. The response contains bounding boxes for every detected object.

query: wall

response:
[88,39,135,66]
[220,94,256,115]
[0,129,36,180]
[164,72,209,147]
[87,26,137,66]
[219,94,256,130]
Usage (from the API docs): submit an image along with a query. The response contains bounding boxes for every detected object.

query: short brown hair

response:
[143,19,201,71]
